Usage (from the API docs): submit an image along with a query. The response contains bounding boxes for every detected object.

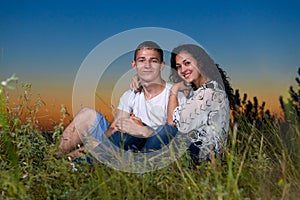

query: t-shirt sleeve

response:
[118,90,135,113]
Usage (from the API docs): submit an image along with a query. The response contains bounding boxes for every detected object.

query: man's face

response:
[132,48,165,84]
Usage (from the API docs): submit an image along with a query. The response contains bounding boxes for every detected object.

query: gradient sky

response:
[1,0,300,128]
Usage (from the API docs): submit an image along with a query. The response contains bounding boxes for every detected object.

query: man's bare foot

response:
[54,149,64,158]
[67,146,87,159]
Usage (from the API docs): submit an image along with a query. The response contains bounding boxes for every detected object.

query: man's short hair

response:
[134,41,164,62]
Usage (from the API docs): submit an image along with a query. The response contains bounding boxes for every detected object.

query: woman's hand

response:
[171,81,190,96]
[130,74,142,93]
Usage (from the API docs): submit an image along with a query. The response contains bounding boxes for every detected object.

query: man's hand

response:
[105,124,119,137]
[115,116,151,138]
[130,112,143,125]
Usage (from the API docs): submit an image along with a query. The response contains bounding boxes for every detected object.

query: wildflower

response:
[278,178,284,187]
[22,174,28,179]
[1,81,7,86]
[70,162,78,172]
[68,156,78,172]
[65,191,70,198]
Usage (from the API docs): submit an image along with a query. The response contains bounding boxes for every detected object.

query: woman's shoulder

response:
[196,81,225,93]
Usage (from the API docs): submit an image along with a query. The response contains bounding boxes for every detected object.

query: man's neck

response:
[141,79,166,100]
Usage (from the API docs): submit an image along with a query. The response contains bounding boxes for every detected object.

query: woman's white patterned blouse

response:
[173,80,230,160]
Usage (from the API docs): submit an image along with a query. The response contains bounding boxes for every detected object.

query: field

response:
[0,74,299,199]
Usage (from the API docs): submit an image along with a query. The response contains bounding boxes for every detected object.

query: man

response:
[56,41,177,157]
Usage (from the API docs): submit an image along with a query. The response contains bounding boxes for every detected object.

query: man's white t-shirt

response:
[118,83,172,130]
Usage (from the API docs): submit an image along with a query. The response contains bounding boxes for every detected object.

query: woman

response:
[167,44,234,162]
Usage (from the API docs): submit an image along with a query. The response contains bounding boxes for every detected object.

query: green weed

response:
[0,74,299,200]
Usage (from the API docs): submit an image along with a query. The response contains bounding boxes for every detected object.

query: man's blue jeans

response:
[91,112,178,152]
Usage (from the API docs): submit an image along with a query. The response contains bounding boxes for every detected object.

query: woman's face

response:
[175,51,202,86]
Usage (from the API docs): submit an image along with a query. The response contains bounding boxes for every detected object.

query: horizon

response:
[1,0,299,129]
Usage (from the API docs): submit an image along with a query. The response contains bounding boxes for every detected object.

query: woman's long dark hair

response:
[216,64,235,109]
[170,44,234,109]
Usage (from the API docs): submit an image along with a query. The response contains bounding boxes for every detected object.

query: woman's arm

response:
[167,82,189,126]
[129,74,142,92]
[167,86,179,126]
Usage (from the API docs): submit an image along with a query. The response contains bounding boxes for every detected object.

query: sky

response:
[1,0,299,129]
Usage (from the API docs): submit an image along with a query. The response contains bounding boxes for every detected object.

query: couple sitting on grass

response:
[55,41,234,165]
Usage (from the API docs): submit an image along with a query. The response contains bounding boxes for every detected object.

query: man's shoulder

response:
[121,89,137,98]
[119,89,141,109]
[122,89,135,95]
[120,89,144,101]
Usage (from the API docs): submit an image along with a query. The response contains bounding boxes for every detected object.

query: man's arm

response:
[105,109,152,138]
[104,109,130,137]
[115,115,152,138]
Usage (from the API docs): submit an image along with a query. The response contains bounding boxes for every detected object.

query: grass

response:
[0,76,299,199]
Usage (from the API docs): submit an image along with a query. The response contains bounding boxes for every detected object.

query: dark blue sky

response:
[1,0,300,115]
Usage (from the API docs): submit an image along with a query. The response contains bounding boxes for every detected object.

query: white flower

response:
[70,162,78,172]
[1,81,7,86]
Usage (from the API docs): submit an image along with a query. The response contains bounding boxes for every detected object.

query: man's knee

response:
[78,107,97,117]
[76,107,97,124]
